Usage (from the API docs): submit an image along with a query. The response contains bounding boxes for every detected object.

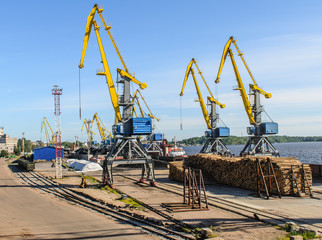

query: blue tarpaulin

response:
[34,147,63,161]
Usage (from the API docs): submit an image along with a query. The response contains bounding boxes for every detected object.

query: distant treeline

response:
[179,135,322,146]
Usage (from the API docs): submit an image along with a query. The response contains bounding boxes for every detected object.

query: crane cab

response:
[247,122,278,136]
[113,117,152,136]
[205,127,230,138]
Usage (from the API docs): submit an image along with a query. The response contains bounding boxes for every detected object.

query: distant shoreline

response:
[177,136,322,146]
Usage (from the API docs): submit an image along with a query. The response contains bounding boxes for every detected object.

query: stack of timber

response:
[310,164,322,178]
[169,154,312,196]
[169,161,184,182]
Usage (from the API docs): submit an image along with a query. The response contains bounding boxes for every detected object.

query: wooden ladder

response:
[290,165,313,198]
[162,167,208,212]
[301,165,313,198]
[257,158,281,199]
[290,165,300,196]
[183,167,208,209]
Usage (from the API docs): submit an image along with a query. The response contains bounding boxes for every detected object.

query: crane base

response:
[102,136,156,185]
[240,136,279,157]
[200,137,232,156]
[146,141,163,157]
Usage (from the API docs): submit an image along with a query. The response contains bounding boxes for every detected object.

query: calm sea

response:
[182,142,322,165]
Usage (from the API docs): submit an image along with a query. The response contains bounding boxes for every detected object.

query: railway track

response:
[12,166,195,240]
[118,174,322,234]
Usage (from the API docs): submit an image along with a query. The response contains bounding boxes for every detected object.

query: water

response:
[182,142,322,165]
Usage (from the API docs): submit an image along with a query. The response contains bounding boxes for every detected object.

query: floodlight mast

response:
[52,85,63,179]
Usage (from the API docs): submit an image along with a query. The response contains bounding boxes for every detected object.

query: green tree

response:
[0,150,8,158]
[17,138,32,153]
[62,141,74,149]
[32,142,42,151]
[14,146,21,156]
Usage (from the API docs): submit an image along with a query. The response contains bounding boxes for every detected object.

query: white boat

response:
[168,136,186,157]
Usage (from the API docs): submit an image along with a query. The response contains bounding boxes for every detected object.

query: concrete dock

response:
[4,159,322,239]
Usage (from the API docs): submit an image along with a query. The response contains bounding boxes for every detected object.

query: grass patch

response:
[210,225,219,232]
[282,223,318,240]
[98,186,145,211]
[82,175,99,184]
[297,231,317,240]
[99,185,118,194]
[182,227,192,233]
[190,227,218,239]
[120,197,145,210]
[62,163,70,169]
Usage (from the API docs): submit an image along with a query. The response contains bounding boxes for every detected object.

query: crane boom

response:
[93,21,122,122]
[180,58,225,130]
[215,36,271,125]
[96,11,128,72]
[228,49,255,125]
[117,69,147,90]
[79,12,147,123]
[41,117,55,146]
[130,89,160,121]
[41,121,50,146]
[79,6,96,69]
[81,119,95,142]
[132,91,145,118]
[180,59,194,97]
[191,67,211,129]
[92,113,112,141]
[79,4,128,72]
[136,90,160,122]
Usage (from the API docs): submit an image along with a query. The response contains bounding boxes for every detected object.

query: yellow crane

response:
[131,89,160,122]
[180,58,231,155]
[216,36,272,125]
[41,117,55,146]
[180,58,225,129]
[130,89,164,156]
[216,36,279,156]
[92,113,113,143]
[79,5,156,186]
[79,4,128,73]
[81,118,95,144]
[78,4,146,123]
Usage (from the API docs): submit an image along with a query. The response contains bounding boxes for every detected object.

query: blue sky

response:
[1,1,322,142]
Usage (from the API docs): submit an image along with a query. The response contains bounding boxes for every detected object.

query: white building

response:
[0,128,17,154]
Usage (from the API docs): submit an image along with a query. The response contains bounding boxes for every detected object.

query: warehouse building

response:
[0,128,17,154]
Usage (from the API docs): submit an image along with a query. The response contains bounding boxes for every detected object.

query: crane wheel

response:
[150,181,157,187]
[139,177,146,183]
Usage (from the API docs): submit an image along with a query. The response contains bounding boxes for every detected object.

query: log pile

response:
[169,154,312,196]
[168,161,184,182]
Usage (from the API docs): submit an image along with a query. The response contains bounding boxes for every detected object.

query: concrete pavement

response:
[0,159,158,240]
